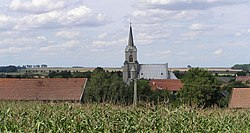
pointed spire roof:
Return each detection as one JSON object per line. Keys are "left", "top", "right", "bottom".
{"left": 128, "top": 23, "right": 134, "bottom": 46}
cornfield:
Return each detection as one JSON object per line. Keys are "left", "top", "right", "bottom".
{"left": 0, "top": 102, "right": 250, "bottom": 132}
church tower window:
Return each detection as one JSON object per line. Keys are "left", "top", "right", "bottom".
{"left": 129, "top": 55, "right": 133, "bottom": 62}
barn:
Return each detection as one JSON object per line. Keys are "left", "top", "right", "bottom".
{"left": 0, "top": 78, "right": 87, "bottom": 102}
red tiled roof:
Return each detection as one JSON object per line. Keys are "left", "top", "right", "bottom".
{"left": 236, "top": 76, "right": 250, "bottom": 83}
{"left": 229, "top": 88, "right": 250, "bottom": 108}
{"left": 0, "top": 78, "right": 87, "bottom": 101}
{"left": 149, "top": 79, "right": 183, "bottom": 91}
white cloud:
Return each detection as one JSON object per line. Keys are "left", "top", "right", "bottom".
{"left": 92, "top": 41, "right": 110, "bottom": 48}
{"left": 181, "top": 31, "right": 202, "bottom": 40}
{"left": 140, "top": 0, "right": 247, "bottom": 10}
{"left": 98, "top": 33, "right": 107, "bottom": 39}
{"left": 62, "top": 40, "right": 80, "bottom": 48}
{"left": 14, "top": 10, "right": 62, "bottom": 30}
{"left": 132, "top": 10, "right": 147, "bottom": 17}
{"left": 213, "top": 49, "right": 223, "bottom": 55}
{"left": 92, "top": 38, "right": 126, "bottom": 50}
{"left": 235, "top": 32, "right": 242, "bottom": 36}
{"left": 66, "top": 6, "right": 92, "bottom": 24}
{"left": 145, "top": 50, "right": 171, "bottom": 59}
{"left": 9, "top": 0, "right": 67, "bottom": 13}
{"left": 234, "top": 28, "right": 250, "bottom": 36}
{"left": 247, "top": 28, "right": 250, "bottom": 33}
{"left": 0, "top": 47, "right": 32, "bottom": 54}
{"left": 40, "top": 40, "right": 80, "bottom": 54}
{"left": 55, "top": 31, "right": 80, "bottom": 39}
{"left": 0, "top": 14, "right": 9, "bottom": 24}
{"left": 178, "top": 51, "right": 189, "bottom": 56}
{"left": 190, "top": 23, "right": 207, "bottom": 30}
{"left": 36, "top": 36, "right": 47, "bottom": 41}
{"left": 0, "top": 14, "right": 14, "bottom": 29}
{"left": 13, "top": 5, "right": 108, "bottom": 30}
{"left": 0, "top": 37, "right": 45, "bottom": 48}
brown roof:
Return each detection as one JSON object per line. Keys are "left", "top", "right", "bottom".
{"left": 149, "top": 79, "right": 183, "bottom": 91}
{"left": 229, "top": 88, "right": 250, "bottom": 108}
{"left": 0, "top": 78, "right": 87, "bottom": 101}
{"left": 236, "top": 76, "right": 250, "bottom": 83}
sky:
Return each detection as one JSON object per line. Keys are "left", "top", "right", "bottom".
{"left": 0, "top": 0, "right": 250, "bottom": 68}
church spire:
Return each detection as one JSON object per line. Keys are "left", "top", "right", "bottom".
{"left": 128, "top": 23, "right": 134, "bottom": 46}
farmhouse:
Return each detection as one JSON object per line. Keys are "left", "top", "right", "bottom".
{"left": 229, "top": 88, "right": 250, "bottom": 108}
{"left": 0, "top": 78, "right": 87, "bottom": 102}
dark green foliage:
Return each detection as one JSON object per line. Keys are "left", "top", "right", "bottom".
{"left": 48, "top": 71, "right": 92, "bottom": 78}
{"left": 222, "top": 80, "right": 249, "bottom": 93}
{"left": 83, "top": 67, "right": 131, "bottom": 104}
{"left": 180, "top": 68, "right": 220, "bottom": 108}
{"left": 81, "top": 71, "right": 92, "bottom": 78}
{"left": 135, "top": 80, "right": 152, "bottom": 101}
{"left": 110, "top": 70, "right": 123, "bottom": 77}
{"left": 235, "top": 71, "right": 247, "bottom": 76}
{"left": 150, "top": 89, "right": 171, "bottom": 104}
{"left": 0, "top": 66, "right": 17, "bottom": 73}
{"left": 135, "top": 80, "right": 171, "bottom": 103}
{"left": 49, "top": 71, "right": 70, "bottom": 78}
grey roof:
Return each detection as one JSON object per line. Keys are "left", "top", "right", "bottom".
{"left": 139, "top": 64, "right": 177, "bottom": 79}
{"left": 170, "top": 72, "right": 177, "bottom": 79}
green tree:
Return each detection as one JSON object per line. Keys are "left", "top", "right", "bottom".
{"left": 83, "top": 67, "right": 108, "bottom": 103}
{"left": 150, "top": 89, "right": 170, "bottom": 104}
{"left": 83, "top": 67, "right": 132, "bottom": 104}
{"left": 128, "top": 79, "right": 152, "bottom": 102}
{"left": 222, "top": 80, "right": 248, "bottom": 93}
{"left": 180, "top": 68, "right": 220, "bottom": 108}
{"left": 130, "top": 79, "right": 171, "bottom": 104}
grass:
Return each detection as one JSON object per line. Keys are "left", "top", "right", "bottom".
{"left": 0, "top": 101, "right": 250, "bottom": 132}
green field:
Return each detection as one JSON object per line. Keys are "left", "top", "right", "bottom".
{"left": 0, "top": 102, "right": 250, "bottom": 132}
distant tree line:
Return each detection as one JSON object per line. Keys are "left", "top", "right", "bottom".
{"left": 0, "top": 66, "right": 18, "bottom": 73}
{"left": 232, "top": 64, "right": 250, "bottom": 72}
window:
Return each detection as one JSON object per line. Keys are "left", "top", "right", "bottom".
{"left": 129, "top": 55, "right": 133, "bottom": 62}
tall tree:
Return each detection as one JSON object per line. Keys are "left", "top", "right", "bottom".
{"left": 180, "top": 68, "right": 220, "bottom": 108}
{"left": 83, "top": 67, "right": 132, "bottom": 104}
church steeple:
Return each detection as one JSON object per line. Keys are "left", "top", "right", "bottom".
{"left": 128, "top": 23, "right": 134, "bottom": 46}
{"left": 123, "top": 23, "right": 139, "bottom": 83}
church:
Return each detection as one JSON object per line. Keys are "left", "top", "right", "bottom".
{"left": 123, "top": 24, "right": 177, "bottom": 83}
